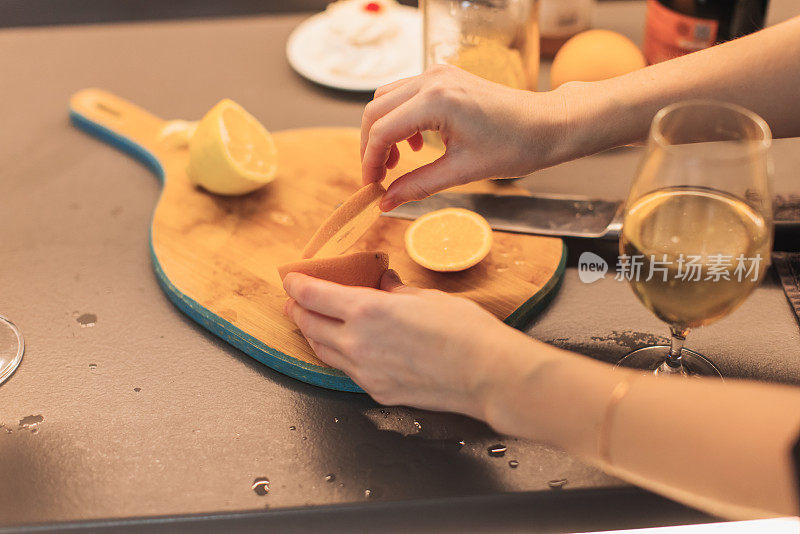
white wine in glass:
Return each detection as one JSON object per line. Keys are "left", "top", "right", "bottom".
{"left": 617, "top": 101, "right": 773, "bottom": 377}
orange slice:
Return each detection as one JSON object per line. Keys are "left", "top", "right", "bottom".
{"left": 404, "top": 208, "right": 492, "bottom": 272}
{"left": 302, "top": 183, "right": 386, "bottom": 259}
{"left": 278, "top": 251, "right": 389, "bottom": 289}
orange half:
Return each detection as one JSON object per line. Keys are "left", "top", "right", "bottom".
{"left": 278, "top": 251, "right": 389, "bottom": 289}
{"left": 404, "top": 208, "right": 492, "bottom": 272}
{"left": 302, "top": 182, "right": 386, "bottom": 259}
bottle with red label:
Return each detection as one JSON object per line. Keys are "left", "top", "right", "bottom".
{"left": 644, "top": 0, "right": 769, "bottom": 64}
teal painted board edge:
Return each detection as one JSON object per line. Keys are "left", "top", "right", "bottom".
{"left": 69, "top": 108, "right": 566, "bottom": 392}
{"left": 69, "top": 109, "right": 361, "bottom": 392}
{"left": 503, "top": 241, "right": 567, "bottom": 329}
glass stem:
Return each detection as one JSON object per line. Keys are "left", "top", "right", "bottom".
{"left": 665, "top": 326, "right": 688, "bottom": 368}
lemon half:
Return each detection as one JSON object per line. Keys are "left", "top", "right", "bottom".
{"left": 405, "top": 208, "right": 493, "bottom": 272}
{"left": 187, "top": 99, "right": 277, "bottom": 195}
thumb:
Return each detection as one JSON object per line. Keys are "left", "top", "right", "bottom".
{"left": 380, "top": 155, "right": 463, "bottom": 212}
{"left": 379, "top": 269, "right": 410, "bottom": 293}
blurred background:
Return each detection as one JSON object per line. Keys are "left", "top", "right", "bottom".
{"left": 1, "top": 0, "right": 646, "bottom": 28}
{"left": 1, "top": 0, "right": 430, "bottom": 27}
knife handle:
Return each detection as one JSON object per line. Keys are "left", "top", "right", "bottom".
{"left": 774, "top": 221, "right": 800, "bottom": 252}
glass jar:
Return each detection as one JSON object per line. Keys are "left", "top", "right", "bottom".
{"left": 422, "top": 0, "right": 540, "bottom": 91}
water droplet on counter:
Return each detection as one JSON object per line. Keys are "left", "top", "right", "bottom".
{"left": 495, "top": 263, "right": 510, "bottom": 273}
{"left": 77, "top": 313, "right": 97, "bottom": 327}
{"left": 88, "top": 363, "right": 97, "bottom": 371}
{"left": 0, "top": 423, "right": 12, "bottom": 434}
{"left": 508, "top": 460, "right": 519, "bottom": 468}
{"left": 458, "top": 440, "right": 466, "bottom": 447}
{"left": 324, "top": 474, "right": 336, "bottom": 483}
{"left": 18, "top": 414, "right": 44, "bottom": 432}
{"left": 333, "top": 418, "right": 339, "bottom": 423}
{"left": 252, "top": 477, "right": 270, "bottom": 496}
{"left": 487, "top": 444, "right": 507, "bottom": 457}
{"left": 364, "top": 487, "right": 383, "bottom": 499}
{"left": 133, "top": 387, "right": 141, "bottom": 392}
{"left": 548, "top": 478, "right": 567, "bottom": 490}
{"left": 413, "top": 420, "right": 422, "bottom": 431}
{"left": 289, "top": 426, "right": 296, "bottom": 431}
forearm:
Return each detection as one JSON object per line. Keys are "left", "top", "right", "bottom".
{"left": 482, "top": 334, "right": 800, "bottom": 518}
{"left": 556, "top": 15, "right": 800, "bottom": 160}
{"left": 608, "top": 375, "right": 800, "bottom": 518}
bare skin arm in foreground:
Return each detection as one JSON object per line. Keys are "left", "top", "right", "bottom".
{"left": 285, "top": 17, "right": 800, "bottom": 518}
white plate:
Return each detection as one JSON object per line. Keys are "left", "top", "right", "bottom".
{"left": 286, "top": 6, "right": 423, "bottom": 92}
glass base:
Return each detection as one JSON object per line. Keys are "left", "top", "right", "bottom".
{"left": 616, "top": 345, "right": 722, "bottom": 378}
{"left": 0, "top": 316, "right": 24, "bottom": 385}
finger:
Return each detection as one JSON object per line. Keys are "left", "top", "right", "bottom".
{"left": 380, "top": 154, "right": 462, "bottom": 211}
{"left": 307, "top": 339, "right": 351, "bottom": 371}
{"left": 283, "top": 273, "right": 371, "bottom": 319}
{"left": 386, "top": 144, "right": 400, "bottom": 170}
{"left": 374, "top": 75, "right": 417, "bottom": 99}
{"left": 361, "top": 77, "right": 422, "bottom": 160}
{"left": 286, "top": 298, "right": 346, "bottom": 349}
{"left": 379, "top": 269, "right": 406, "bottom": 292}
{"left": 363, "top": 95, "right": 434, "bottom": 185}
{"left": 407, "top": 131, "right": 424, "bottom": 151}
{"left": 379, "top": 269, "right": 421, "bottom": 295}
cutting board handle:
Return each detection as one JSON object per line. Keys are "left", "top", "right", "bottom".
{"left": 69, "top": 88, "right": 166, "bottom": 179}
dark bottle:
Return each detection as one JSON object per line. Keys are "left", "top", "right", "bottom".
{"left": 644, "top": 0, "right": 769, "bottom": 64}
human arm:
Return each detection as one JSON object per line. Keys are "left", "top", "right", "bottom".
{"left": 283, "top": 271, "right": 800, "bottom": 518}
{"left": 363, "top": 15, "right": 800, "bottom": 211}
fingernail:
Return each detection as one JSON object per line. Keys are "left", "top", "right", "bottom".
{"left": 283, "top": 299, "right": 291, "bottom": 315}
{"left": 380, "top": 198, "right": 394, "bottom": 212}
{"left": 386, "top": 269, "right": 401, "bottom": 283}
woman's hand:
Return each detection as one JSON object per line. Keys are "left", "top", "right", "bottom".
{"left": 361, "top": 64, "right": 573, "bottom": 211}
{"left": 282, "top": 269, "right": 535, "bottom": 417}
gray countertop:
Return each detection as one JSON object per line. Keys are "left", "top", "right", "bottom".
{"left": 0, "top": 1, "right": 798, "bottom": 532}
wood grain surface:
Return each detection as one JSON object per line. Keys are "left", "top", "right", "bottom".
{"left": 69, "top": 88, "right": 565, "bottom": 391}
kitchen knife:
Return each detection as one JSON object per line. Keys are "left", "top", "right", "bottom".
{"left": 383, "top": 192, "right": 800, "bottom": 242}
{"left": 382, "top": 193, "right": 624, "bottom": 239}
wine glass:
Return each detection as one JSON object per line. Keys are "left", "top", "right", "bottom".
{"left": 616, "top": 100, "right": 773, "bottom": 377}
{"left": 0, "top": 315, "right": 23, "bottom": 384}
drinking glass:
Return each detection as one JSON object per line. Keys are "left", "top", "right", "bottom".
{"left": 0, "top": 316, "right": 23, "bottom": 384}
{"left": 422, "top": 0, "right": 540, "bottom": 90}
{"left": 617, "top": 100, "right": 773, "bottom": 377}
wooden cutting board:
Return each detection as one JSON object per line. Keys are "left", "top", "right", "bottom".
{"left": 69, "top": 88, "right": 566, "bottom": 392}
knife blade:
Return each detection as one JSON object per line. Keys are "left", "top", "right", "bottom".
{"left": 383, "top": 192, "right": 800, "bottom": 242}
{"left": 382, "top": 193, "right": 624, "bottom": 239}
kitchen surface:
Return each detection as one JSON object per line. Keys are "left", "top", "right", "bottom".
{"left": 1, "top": 0, "right": 799, "bottom": 532}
